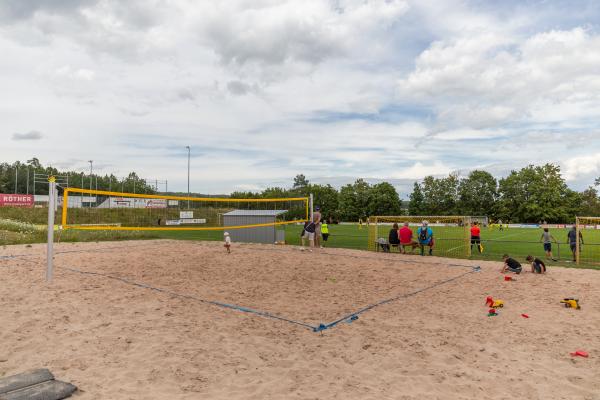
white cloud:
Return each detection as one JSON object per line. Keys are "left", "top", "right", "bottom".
{"left": 399, "top": 27, "right": 600, "bottom": 130}
{"left": 0, "top": 1, "right": 599, "bottom": 195}
{"left": 563, "top": 153, "right": 600, "bottom": 181}
{"left": 12, "top": 130, "right": 43, "bottom": 140}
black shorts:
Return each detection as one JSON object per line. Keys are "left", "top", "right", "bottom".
{"left": 570, "top": 243, "right": 577, "bottom": 251}
{"left": 543, "top": 243, "right": 551, "bottom": 252}
{"left": 322, "top": 233, "right": 329, "bottom": 241}
{"left": 471, "top": 236, "right": 481, "bottom": 244}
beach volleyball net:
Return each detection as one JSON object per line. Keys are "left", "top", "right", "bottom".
{"left": 575, "top": 217, "right": 600, "bottom": 266}
{"left": 367, "top": 216, "right": 472, "bottom": 258}
{"left": 61, "top": 188, "right": 309, "bottom": 231}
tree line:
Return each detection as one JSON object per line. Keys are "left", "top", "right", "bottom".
{"left": 0, "top": 158, "right": 157, "bottom": 195}
{"left": 2, "top": 159, "right": 599, "bottom": 222}
{"left": 234, "top": 165, "right": 600, "bottom": 223}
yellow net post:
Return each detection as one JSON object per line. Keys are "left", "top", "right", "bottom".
{"left": 575, "top": 216, "right": 600, "bottom": 266}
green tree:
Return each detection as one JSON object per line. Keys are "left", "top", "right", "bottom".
{"left": 338, "top": 179, "right": 371, "bottom": 221}
{"left": 579, "top": 186, "right": 600, "bottom": 216}
{"left": 368, "top": 182, "right": 401, "bottom": 216}
{"left": 293, "top": 174, "right": 309, "bottom": 189}
{"left": 458, "top": 170, "right": 497, "bottom": 216}
{"left": 307, "top": 183, "right": 339, "bottom": 220}
{"left": 420, "top": 173, "right": 460, "bottom": 215}
{"left": 497, "top": 164, "right": 573, "bottom": 222}
{"left": 408, "top": 182, "right": 425, "bottom": 215}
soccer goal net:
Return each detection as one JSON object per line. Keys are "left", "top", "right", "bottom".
{"left": 61, "top": 188, "right": 309, "bottom": 233}
{"left": 367, "top": 216, "right": 471, "bottom": 258}
{"left": 575, "top": 217, "right": 600, "bottom": 266}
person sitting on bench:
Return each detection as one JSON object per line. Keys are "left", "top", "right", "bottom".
{"left": 388, "top": 223, "right": 400, "bottom": 251}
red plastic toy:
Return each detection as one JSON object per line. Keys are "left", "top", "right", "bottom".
{"left": 521, "top": 314, "right": 530, "bottom": 318}
{"left": 570, "top": 350, "right": 589, "bottom": 358}
{"left": 504, "top": 276, "right": 513, "bottom": 281}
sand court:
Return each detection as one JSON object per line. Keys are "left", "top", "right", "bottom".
{"left": 1, "top": 240, "right": 599, "bottom": 399}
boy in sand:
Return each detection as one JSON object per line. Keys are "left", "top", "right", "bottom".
{"left": 224, "top": 232, "right": 231, "bottom": 254}
{"left": 501, "top": 254, "right": 522, "bottom": 274}
{"left": 525, "top": 255, "right": 546, "bottom": 274}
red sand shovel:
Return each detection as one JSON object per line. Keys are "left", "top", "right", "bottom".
{"left": 570, "top": 350, "right": 589, "bottom": 358}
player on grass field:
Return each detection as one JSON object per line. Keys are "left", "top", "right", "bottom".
{"left": 540, "top": 228, "right": 558, "bottom": 261}
{"left": 470, "top": 221, "right": 482, "bottom": 253}
{"left": 567, "top": 225, "right": 584, "bottom": 262}
{"left": 417, "top": 221, "right": 434, "bottom": 256}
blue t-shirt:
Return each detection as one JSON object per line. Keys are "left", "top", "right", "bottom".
{"left": 417, "top": 227, "right": 433, "bottom": 244}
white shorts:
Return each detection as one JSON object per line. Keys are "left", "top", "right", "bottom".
{"left": 304, "top": 231, "right": 315, "bottom": 240}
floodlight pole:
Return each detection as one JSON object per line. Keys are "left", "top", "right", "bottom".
{"left": 46, "top": 176, "right": 56, "bottom": 282}
{"left": 88, "top": 160, "right": 93, "bottom": 207}
{"left": 186, "top": 146, "right": 191, "bottom": 209}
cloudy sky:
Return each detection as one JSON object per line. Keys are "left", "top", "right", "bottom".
{"left": 2, "top": 0, "right": 600, "bottom": 196}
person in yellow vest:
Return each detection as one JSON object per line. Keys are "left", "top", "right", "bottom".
{"left": 321, "top": 220, "right": 329, "bottom": 245}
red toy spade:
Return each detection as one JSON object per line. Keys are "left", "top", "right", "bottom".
{"left": 570, "top": 350, "right": 589, "bottom": 358}
{"left": 521, "top": 314, "right": 529, "bottom": 318}
{"left": 485, "top": 296, "right": 494, "bottom": 307}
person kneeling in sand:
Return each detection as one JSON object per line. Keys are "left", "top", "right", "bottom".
{"left": 501, "top": 254, "right": 522, "bottom": 274}
{"left": 224, "top": 232, "right": 232, "bottom": 254}
{"left": 525, "top": 255, "right": 546, "bottom": 274}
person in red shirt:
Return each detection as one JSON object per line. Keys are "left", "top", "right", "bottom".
{"left": 470, "top": 222, "right": 482, "bottom": 253}
{"left": 399, "top": 222, "right": 419, "bottom": 254}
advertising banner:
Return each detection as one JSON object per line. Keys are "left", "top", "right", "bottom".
{"left": 0, "top": 194, "right": 34, "bottom": 207}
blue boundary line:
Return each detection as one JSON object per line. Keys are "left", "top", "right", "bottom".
{"left": 312, "top": 266, "right": 481, "bottom": 332}
{"left": 2, "top": 245, "right": 481, "bottom": 333}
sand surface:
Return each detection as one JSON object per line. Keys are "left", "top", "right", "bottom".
{"left": 1, "top": 240, "right": 599, "bottom": 399}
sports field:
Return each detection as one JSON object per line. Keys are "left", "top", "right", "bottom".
{"left": 1, "top": 240, "right": 599, "bottom": 399}
{"left": 156, "top": 224, "right": 600, "bottom": 269}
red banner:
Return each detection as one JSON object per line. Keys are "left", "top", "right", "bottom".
{"left": 0, "top": 194, "right": 34, "bottom": 207}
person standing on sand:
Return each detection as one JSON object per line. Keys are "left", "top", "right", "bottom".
{"left": 313, "top": 205, "right": 323, "bottom": 249}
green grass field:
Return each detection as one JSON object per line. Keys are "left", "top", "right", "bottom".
{"left": 155, "top": 223, "right": 600, "bottom": 269}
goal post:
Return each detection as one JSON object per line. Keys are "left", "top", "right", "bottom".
{"left": 61, "top": 187, "right": 310, "bottom": 232}
{"left": 368, "top": 216, "right": 471, "bottom": 258}
{"left": 575, "top": 216, "right": 600, "bottom": 266}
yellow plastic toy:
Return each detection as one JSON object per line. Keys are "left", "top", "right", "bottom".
{"left": 485, "top": 296, "right": 504, "bottom": 308}
{"left": 560, "top": 298, "right": 581, "bottom": 310}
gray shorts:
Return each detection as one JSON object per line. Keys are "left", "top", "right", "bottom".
{"left": 304, "top": 231, "right": 315, "bottom": 241}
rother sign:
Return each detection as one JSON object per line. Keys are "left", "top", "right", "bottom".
{"left": 0, "top": 194, "right": 34, "bottom": 207}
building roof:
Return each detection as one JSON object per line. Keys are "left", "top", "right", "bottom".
{"left": 223, "top": 209, "right": 288, "bottom": 217}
